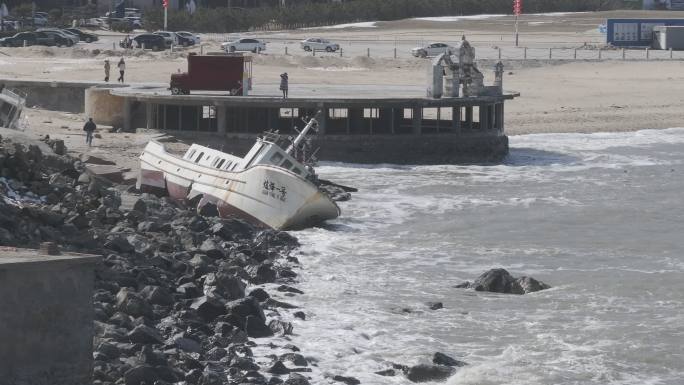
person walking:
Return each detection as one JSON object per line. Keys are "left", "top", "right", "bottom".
{"left": 104, "top": 59, "right": 110, "bottom": 82}
{"left": 83, "top": 117, "right": 96, "bottom": 147}
{"left": 279, "top": 72, "right": 288, "bottom": 99}
{"left": 117, "top": 58, "right": 126, "bottom": 83}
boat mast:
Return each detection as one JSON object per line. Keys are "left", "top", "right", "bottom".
{"left": 286, "top": 116, "right": 318, "bottom": 155}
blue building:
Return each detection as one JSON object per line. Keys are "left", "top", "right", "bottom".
{"left": 607, "top": 18, "right": 684, "bottom": 46}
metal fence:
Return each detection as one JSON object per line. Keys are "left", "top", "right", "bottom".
{"left": 198, "top": 34, "right": 684, "bottom": 61}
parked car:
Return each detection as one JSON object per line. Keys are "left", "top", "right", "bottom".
{"left": 36, "top": 29, "right": 76, "bottom": 47}
{"left": 123, "top": 33, "right": 165, "bottom": 51}
{"left": 0, "top": 31, "right": 55, "bottom": 47}
{"left": 176, "top": 31, "right": 200, "bottom": 46}
{"left": 124, "top": 16, "right": 143, "bottom": 28}
{"left": 411, "top": 42, "right": 455, "bottom": 58}
{"left": 64, "top": 28, "right": 98, "bottom": 43}
{"left": 300, "top": 37, "right": 339, "bottom": 52}
{"left": 174, "top": 33, "right": 195, "bottom": 47}
{"left": 33, "top": 14, "right": 48, "bottom": 26}
{"left": 154, "top": 31, "right": 179, "bottom": 47}
{"left": 221, "top": 38, "right": 266, "bottom": 53}
{"left": 38, "top": 28, "right": 79, "bottom": 45}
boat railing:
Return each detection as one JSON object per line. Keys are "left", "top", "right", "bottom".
{"left": 1, "top": 88, "right": 27, "bottom": 105}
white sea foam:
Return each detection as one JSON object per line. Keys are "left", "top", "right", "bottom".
{"left": 257, "top": 128, "right": 684, "bottom": 385}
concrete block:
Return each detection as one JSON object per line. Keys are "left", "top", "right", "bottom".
{"left": 0, "top": 247, "right": 100, "bottom": 385}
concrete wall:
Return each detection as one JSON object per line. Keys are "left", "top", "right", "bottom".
{"left": 85, "top": 87, "right": 126, "bottom": 127}
{"left": 0, "top": 251, "right": 99, "bottom": 385}
{"left": 0, "top": 79, "right": 126, "bottom": 114}
{"left": 171, "top": 132, "right": 509, "bottom": 164}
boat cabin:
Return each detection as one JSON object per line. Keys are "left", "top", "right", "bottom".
{"left": 182, "top": 137, "right": 311, "bottom": 179}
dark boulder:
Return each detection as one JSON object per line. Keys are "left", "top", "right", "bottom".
{"left": 406, "top": 364, "right": 455, "bottom": 383}
{"left": 248, "top": 288, "right": 270, "bottom": 302}
{"left": 140, "top": 286, "right": 174, "bottom": 306}
{"left": 333, "top": 375, "right": 360, "bottom": 385}
{"left": 116, "top": 288, "right": 153, "bottom": 318}
{"left": 432, "top": 352, "right": 466, "bottom": 367}
{"left": 268, "top": 320, "right": 293, "bottom": 336}
{"left": 375, "top": 369, "right": 395, "bottom": 376}
{"left": 426, "top": 302, "right": 443, "bottom": 310}
{"left": 456, "top": 268, "right": 551, "bottom": 295}
{"left": 127, "top": 324, "right": 163, "bottom": 344}
{"left": 293, "top": 311, "right": 306, "bottom": 320}
{"left": 245, "top": 315, "right": 274, "bottom": 338}
{"left": 267, "top": 361, "right": 291, "bottom": 375}
{"left": 279, "top": 353, "right": 307, "bottom": 367}
{"left": 190, "top": 296, "right": 227, "bottom": 322}
{"left": 284, "top": 373, "right": 310, "bottom": 385}
{"left": 124, "top": 365, "right": 158, "bottom": 385}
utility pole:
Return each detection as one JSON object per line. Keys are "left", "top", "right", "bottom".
{"left": 513, "top": 0, "right": 522, "bottom": 47}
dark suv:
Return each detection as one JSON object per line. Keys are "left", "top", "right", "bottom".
{"left": 121, "top": 33, "right": 166, "bottom": 51}
{"left": 0, "top": 31, "right": 55, "bottom": 47}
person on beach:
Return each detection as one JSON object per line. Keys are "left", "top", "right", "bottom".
{"left": 279, "top": 72, "right": 288, "bottom": 99}
{"left": 104, "top": 59, "right": 110, "bottom": 82}
{"left": 117, "top": 58, "right": 126, "bottom": 83}
{"left": 83, "top": 118, "right": 96, "bottom": 147}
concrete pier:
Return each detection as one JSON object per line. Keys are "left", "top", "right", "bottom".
{"left": 0, "top": 247, "right": 100, "bottom": 385}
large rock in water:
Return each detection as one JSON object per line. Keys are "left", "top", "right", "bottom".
{"left": 456, "top": 268, "right": 551, "bottom": 295}
{"left": 406, "top": 364, "right": 455, "bottom": 382}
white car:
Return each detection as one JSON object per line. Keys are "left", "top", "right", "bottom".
{"left": 176, "top": 31, "right": 200, "bottom": 45}
{"left": 154, "top": 31, "right": 179, "bottom": 46}
{"left": 221, "top": 38, "right": 266, "bottom": 53}
{"left": 411, "top": 42, "right": 455, "bottom": 58}
{"left": 300, "top": 37, "right": 339, "bottom": 52}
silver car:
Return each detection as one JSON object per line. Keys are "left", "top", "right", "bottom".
{"left": 221, "top": 38, "right": 266, "bottom": 53}
{"left": 411, "top": 42, "right": 455, "bottom": 58}
{"left": 300, "top": 37, "right": 339, "bottom": 52}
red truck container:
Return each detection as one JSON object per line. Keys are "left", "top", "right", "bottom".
{"left": 170, "top": 53, "right": 252, "bottom": 96}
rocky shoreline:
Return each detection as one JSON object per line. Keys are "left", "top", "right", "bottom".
{"left": 0, "top": 132, "right": 331, "bottom": 385}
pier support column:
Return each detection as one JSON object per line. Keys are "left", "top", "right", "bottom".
{"left": 479, "top": 105, "right": 488, "bottom": 130}
{"left": 123, "top": 98, "right": 132, "bottom": 132}
{"left": 453, "top": 106, "right": 461, "bottom": 133}
{"left": 317, "top": 104, "right": 327, "bottom": 135}
{"left": 145, "top": 103, "right": 154, "bottom": 130}
{"left": 412, "top": 107, "right": 422, "bottom": 135}
{"left": 217, "top": 106, "right": 227, "bottom": 134}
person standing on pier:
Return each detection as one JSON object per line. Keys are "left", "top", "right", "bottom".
{"left": 104, "top": 59, "right": 110, "bottom": 82}
{"left": 117, "top": 58, "right": 126, "bottom": 83}
{"left": 83, "top": 118, "right": 96, "bottom": 147}
{"left": 280, "top": 72, "right": 288, "bottom": 99}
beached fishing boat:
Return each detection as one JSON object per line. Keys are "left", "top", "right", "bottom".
{"left": 137, "top": 115, "right": 340, "bottom": 230}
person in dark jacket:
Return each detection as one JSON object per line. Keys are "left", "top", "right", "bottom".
{"left": 117, "top": 57, "right": 126, "bottom": 83}
{"left": 83, "top": 117, "right": 96, "bottom": 146}
{"left": 104, "top": 59, "right": 110, "bottom": 82}
{"left": 279, "top": 72, "right": 288, "bottom": 99}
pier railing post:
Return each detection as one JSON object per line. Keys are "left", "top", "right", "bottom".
{"left": 367, "top": 47, "right": 370, "bottom": 57}
{"left": 622, "top": 48, "right": 625, "bottom": 60}
{"left": 498, "top": 47, "right": 501, "bottom": 59}
{"left": 549, "top": 48, "right": 552, "bottom": 59}
{"left": 670, "top": 48, "right": 673, "bottom": 59}
{"left": 524, "top": 47, "right": 527, "bottom": 60}
{"left": 645, "top": 47, "right": 649, "bottom": 60}
{"left": 598, "top": 48, "right": 602, "bottom": 60}
{"left": 574, "top": 48, "right": 577, "bottom": 60}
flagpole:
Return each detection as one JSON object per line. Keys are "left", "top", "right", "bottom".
{"left": 164, "top": 6, "right": 167, "bottom": 30}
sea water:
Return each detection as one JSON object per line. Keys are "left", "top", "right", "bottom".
{"left": 257, "top": 128, "right": 684, "bottom": 385}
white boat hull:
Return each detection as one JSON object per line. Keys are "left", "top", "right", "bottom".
{"left": 138, "top": 141, "right": 340, "bottom": 230}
